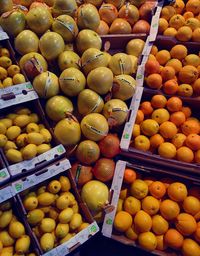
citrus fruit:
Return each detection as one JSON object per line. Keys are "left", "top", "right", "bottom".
{"left": 138, "top": 232, "right": 157, "bottom": 251}
{"left": 149, "top": 181, "right": 166, "bottom": 199}
{"left": 176, "top": 146, "right": 194, "bottom": 163}
{"left": 123, "top": 169, "right": 137, "bottom": 184}
{"left": 134, "top": 135, "right": 150, "bottom": 152}
{"left": 140, "top": 119, "right": 159, "bottom": 136}
{"left": 130, "top": 179, "right": 148, "bottom": 199}
{"left": 182, "top": 238, "right": 200, "bottom": 256}
{"left": 167, "top": 182, "right": 188, "bottom": 202}
{"left": 142, "top": 196, "right": 160, "bottom": 215}
{"left": 160, "top": 199, "right": 180, "bottom": 220}
{"left": 149, "top": 134, "right": 164, "bottom": 149}
{"left": 151, "top": 95, "right": 167, "bottom": 108}
{"left": 152, "top": 215, "right": 169, "bottom": 235}
{"left": 176, "top": 213, "right": 197, "bottom": 236}
{"left": 114, "top": 211, "right": 133, "bottom": 232}
{"left": 151, "top": 108, "right": 170, "bottom": 124}
{"left": 124, "top": 196, "right": 141, "bottom": 215}
{"left": 158, "top": 142, "right": 177, "bottom": 159}
{"left": 134, "top": 210, "right": 152, "bottom": 233}
{"left": 164, "top": 229, "right": 184, "bottom": 249}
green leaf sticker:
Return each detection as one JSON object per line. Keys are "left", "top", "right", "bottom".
{"left": 57, "top": 145, "right": 64, "bottom": 154}
{"left": 0, "top": 171, "right": 7, "bottom": 178}
{"left": 89, "top": 224, "right": 97, "bottom": 234}
{"left": 15, "top": 183, "right": 23, "bottom": 192}
{"left": 137, "top": 74, "right": 142, "bottom": 79}
{"left": 26, "top": 83, "right": 32, "bottom": 89}
{"left": 106, "top": 218, "right": 113, "bottom": 225}
{"left": 124, "top": 134, "right": 129, "bottom": 139}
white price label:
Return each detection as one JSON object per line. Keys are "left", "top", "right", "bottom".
{"left": 0, "top": 186, "right": 15, "bottom": 203}
{"left": 42, "top": 248, "right": 58, "bottom": 256}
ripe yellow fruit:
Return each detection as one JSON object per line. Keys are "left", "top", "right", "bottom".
{"left": 26, "top": 123, "right": 39, "bottom": 133}
{"left": 6, "top": 149, "right": 23, "bottom": 163}
{"left": 40, "top": 218, "right": 56, "bottom": 233}
{"left": 16, "top": 133, "right": 28, "bottom": 148}
{"left": 3, "top": 77, "right": 13, "bottom": 87}
{"left": 0, "top": 122, "right": 7, "bottom": 134}
{"left": 0, "top": 210, "right": 12, "bottom": 228}
{"left": 59, "top": 208, "right": 74, "bottom": 224}
{"left": 60, "top": 233, "right": 73, "bottom": 244}
{"left": 124, "top": 196, "right": 141, "bottom": 215}
{"left": 6, "top": 126, "right": 21, "bottom": 140}
{"left": 0, "top": 134, "right": 8, "bottom": 147}
{"left": 69, "top": 213, "right": 82, "bottom": 230}
{"left": 114, "top": 211, "right": 133, "bottom": 232}
{"left": 0, "top": 66, "right": 8, "bottom": 80}
{"left": 37, "top": 144, "right": 51, "bottom": 155}
{"left": 27, "top": 132, "right": 44, "bottom": 145}
{"left": 134, "top": 210, "right": 152, "bottom": 233}
{"left": 0, "top": 118, "right": 12, "bottom": 128}
{"left": 7, "top": 65, "right": 20, "bottom": 77}
{"left": 56, "top": 194, "right": 70, "bottom": 210}
{"left": 48, "top": 180, "right": 61, "bottom": 194}
{"left": 13, "top": 115, "right": 30, "bottom": 127}
{"left": 183, "top": 196, "right": 200, "bottom": 215}
{"left": 134, "top": 135, "right": 150, "bottom": 151}
{"left": 152, "top": 215, "right": 169, "bottom": 235}
{"left": 15, "top": 235, "right": 30, "bottom": 254}
{"left": 9, "top": 221, "right": 25, "bottom": 239}
{"left": 182, "top": 238, "right": 200, "bottom": 256}
{"left": 23, "top": 196, "right": 38, "bottom": 211}
{"left": 0, "top": 56, "right": 12, "bottom": 68}
{"left": 12, "top": 74, "right": 26, "bottom": 85}
{"left": 140, "top": 119, "right": 159, "bottom": 136}
{"left": 59, "top": 176, "right": 71, "bottom": 192}
{"left": 39, "top": 128, "right": 52, "bottom": 143}
{"left": 142, "top": 196, "right": 160, "bottom": 215}
{"left": 27, "top": 209, "right": 44, "bottom": 226}
{"left": 130, "top": 179, "right": 148, "bottom": 199}
{"left": 37, "top": 192, "right": 55, "bottom": 206}
{"left": 125, "top": 225, "right": 138, "bottom": 241}
{"left": 4, "top": 141, "right": 17, "bottom": 151}
{"left": 138, "top": 232, "right": 157, "bottom": 251}
{"left": 55, "top": 223, "right": 69, "bottom": 239}
{"left": 22, "top": 144, "right": 37, "bottom": 160}
{"left": 0, "top": 231, "right": 14, "bottom": 246}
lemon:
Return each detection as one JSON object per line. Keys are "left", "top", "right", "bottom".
{"left": 22, "top": 144, "right": 37, "bottom": 160}
{"left": 26, "top": 123, "right": 39, "bottom": 133}
{"left": 13, "top": 74, "right": 26, "bottom": 85}
{"left": 0, "top": 246, "right": 14, "bottom": 256}
{"left": 0, "top": 48, "right": 10, "bottom": 57}
{"left": 56, "top": 194, "right": 70, "bottom": 210}
{"left": 37, "top": 144, "right": 51, "bottom": 155}
{"left": 0, "top": 118, "right": 12, "bottom": 128}
{"left": 29, "top": 113, "right": 39, "bottom": 123}
{"left": 0, "top": 231, "right": 14, "bottom": 246}
{"left": 0, "top": 66, "right": 8, "bottom": 80}
{"left": 60, "top": 192, "right": 75, "bottom": 204}
{"left": 59, "top": 176, "right": 71, "bottom": 192}
{"left": 0, "top": 122, "right": 7, "bottom": 134}
{"left": 40, "top": 218, "right": 56, "bottom": 233}
{"left": 6, "top": 126, "right": 21, "bottom": 140}
{"left": 6, "top": 113, "right": 18, "bottom": 120}
{"left": 140, "top": 119, "right": 160, "bottom": 136}
{"left": 77, "top": 222, "right": 90, "bottom": 232}
{"left": 6, "top": 149, "right": 23, "bottom": 163}
{"left": 130, "top": 179, "right": 149, "bottom": 199}
{"left": 4, "top": 141, "right": 17, "bottom": 151}
{"left": 39, "top": 206, "right": 51, "bottom": 214}
{"left": 125, "top": 225, "right": 138, "bottom": 241}
{"left": 0, "top": 134, "right": 8, "bottom": 147}
{"left": 116, "top": 198, "right": 123, "bottom": 213}
{"left": 40, "top": 233, "right": 54, "bottom": 252}
{"left": 124, "top": 196, "right": 141, "bottom": 215}
{"left": 9, "top": 221, "right": 25, "bottom": 239}
{"left": 0, "top": 209, "right": 12, "bottom": 228}
{"left": 55, "top": 223, "right": 69, "bottom": 239}
{"left": 27, "top": 209, "right": 44, "bottom": 226}
{"left": 114, "top": 211, "right": 133, "bottom": 232}
{"left": 60, "top": 233, "right": 73, "bottom": 244}
{"left": 7, "top": 65, "right": 20, "bottom": 77}
{"left": 37, "top": 192, "right": 55, "bottom": 206}
{"left": 15, "top": 235, "right": 30, "bottom": 254}
{"left": 27, "top": 132, "right": 44, "bottom": 145}
{"left": 0, "top": 56, "right": 12, "bottom": 68}
{"left": 142, "top": 196, "right": 160, "bottom": 215}
{"left": 3, "top": 77, "right": 13, "bottom": 87}
{"left": 69, "top": 213, "right": 82, "bottom": 230}
{"left": 13, "top": 115, "right": 30, "bottom": 127}
{"left": 49, "top": 207, "right": 59, "bottom": 220}
{"left": 16, "top": 133, "right": 28, "bottom": 148}
{"left": 48, "top": 180, "right": 61, "bottom": 194}
{"left": 16, "top": 108, "right": 31, "bottom": 115}
{"left": 40, "top": 128, "right": 52, "bottom": 143}
{"left": 59, "top": 208, "right": 74, "bottom": 224}
{"left": 23, "top": 196, "right": 38, "bottom": 211}
{"left": 37, "top": 186, "right": 46, "bottom": 195}
{"left": 71, "top": 200, "right": 79, "bottom": 213}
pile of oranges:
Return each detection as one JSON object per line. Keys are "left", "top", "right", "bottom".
{"left": 114, "top": 168, "right": 200, "bottom": 255}
{"left": 158, "top": 0, "right": 200, "bottom": 42}
{"left": 145, "top": 44, "right": 200, "bottom": 97}
{"left": 131, "top": 94, "right": 200, "bottom": 163}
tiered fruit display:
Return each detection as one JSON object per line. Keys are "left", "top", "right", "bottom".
{"left": 0, "top": 200, "right": 36, "bottom": 255}
{"left": 0, "top": 45, "right": 26, "bottom": 88}
{"left": 145, "top": 44, "right": 200, "bottom": 97}
{"left": 114, "top": 167, "right": 200, "bottom": 255}
{"left": 22, "top": 175, "right": 90, "bottom": 252}
{"left": 0, "top": 107, "right": 53, "bottom": 163}
{"left": 132, "top": 94, "right": 200, "bottom": 163}
{"left": 159, "top": 0, "right": 200, "bottom": 42}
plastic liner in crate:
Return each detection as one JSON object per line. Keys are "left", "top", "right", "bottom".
{"left": 102, "top": 160, "right": 200, "bottom": 256}
{"left": 120, "top": 90, "right": 200, "bottom": 175}
{"left": 0, "top": 183, "right": 39, "bottom": 255}
{"left": 142, "top": 35, "right": 200, "bottom": 105}
{"left": 0, "top": 154, "right": 10, "bottom": 186}
{"left": 0, "top": 26, "right": 9, "bottom": 41}
{"left": 0, "top": 99, "right": 66, "bottom": 180}
{"left": 13, "top": 158, "right": 99, "bottom": 256}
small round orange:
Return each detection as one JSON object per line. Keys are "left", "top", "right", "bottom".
{"left": 138, "top": 231, "right": 157, "bottom": 251}
{"left": 166, "top": 58, "right": 183, "bottom": 74}
{"left": 182, "top": 119, "right": 200, "bottom": 135}
{"left": 164, "top": 229, "right": 184, "bottom": 250}
{"left": 151, "top": 95, "right": 167, "bottom": 108}
{"left": 135, "top": 109, "right": 144, "bottom": 124}
{"left": 134, "top": 135, "right": 150, "bottom": 152}
{"left": 150, "top": 134, "right": 164, "bottom": 148}
{"left": 134, "top": 210, "right": 152, "bottom": 233}
{"left": 163, "top": 79, "right": 179, "bottom": 95}
{"left": 123, "top": 168, "right": 137, "bottom": 184}
{"left": 171, "top": 133, "right": 186, "bottom": 148}
{"left": 166, "top": 96, "right": 183, "bottom": 112}
{"left": 149, "top": 181, "right": 166, "bottom": 199}
{"left": 195, "top": 150, "right": 200, "bottom": 163}
{"left": 183, "top": 196, "right": 200, "bottom": 216}
{"left": 176, "top": 146, "right": 194, "bottom": 163}
{"left": 146, "top": 74, "right": 163, "bottom": 89}
{"left": 160, "top": 199, "right": 180, "bottom": 220}
{"left": 114, "top": 211, "right": 133, "bottom": 232}
{"left": 156, "top": 50, "right": 171, "bottom": 65}
{"left": 170, "top": 44, "right": 188, "bottom": 60}
{"left": 152, "top": 215, "right": 169, "bottom": 235}
{"left": 156, "top": 235, "right": 168, "bottom": 251}
{"left": 159, "top": 121, "right": 178, "bottom": 139}
{"left": 182, "top": 238, "right": 200, "bottom": 256}
{"left": 132, "top": 124, "right": 140, "bottom": 138}
{"left": 176, "top": 213, "right": 197, "bottom": 236}
{"left": 158, "top": 142, "right": 177, "bottom": 159}
{"left": 142, "top": 196, "right": 160, "bottom": 215}
{"left": 185, "top": 134, "right": 200, "bottom": 150}
{"left": 140, "top": 101, "right": 154, "bottom": 116}
{"left": 151, "top": 108, "right": 170, "bottom": 124}
{"left": 170, "top": 111, "right": 186, "bottom": 126}
{"left": 167, "top": 182, "right": 188, "bottom": 202}
{"left": 181, "top": 106, "right": 192, "bottom": 118}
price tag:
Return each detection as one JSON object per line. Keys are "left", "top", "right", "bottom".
{"left": 9, "top": 156, "right": 38, "bottom": 176}
{"left": 0, "top": 186, "right": 15, "bottom": 203}
{"left": 56, "top": 245, "right": 69, "bottom": 256}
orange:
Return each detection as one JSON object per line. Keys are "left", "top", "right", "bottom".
{"left": 186, "top": 0, "right": 200, "bottom": 15}
{"left": 178, "top": 84, "right": 193, "bottom": 97}
{"left": 118, "top": 4, "right": 140, "bottom": 26}
{"left": 163, "top": 27, "right": 178, "bottom": 36}
{"left": 158, "top": 18, "right": 169, "bottom": 33}
{"left": 169, "top": 14, "right": 185, "bottom": 30}
{"left": 140, "top": 101, "right": 153, "bottom": 116}
{"left": 160, "top": 199, "right": 180, "bottom": 220}
{"left": 146, "top": 74, "right": 163, "bottom": 89}
{"left": 167, "top": 182, "right": 188, "bottom": 202}
{"left": 144, "top": 177, "right": 157, "bottom": 187}
{"left": 179, "top": 65, "right": 198, "bottom": 84}
{"left": 123, "top": 168, "right": 137, "bottom": 184}
{"left": 188, "top": 187, "right": 200, "bottom": 199}
{"left": 161, "top": 5, "right": 176, "bottom": 21}
{"left": 166, "top": 58, "right": 183, "bottom": 74}
{"left": 134, "top": 210, "right": 152, "bottom": 233}
{"left": 156, "top": 235, "right": 167, "bottom": 251}
{"left": 130, "top": 179, "right": 148, "bottom": 199}
{"left": 152, "top": 109, "right": 170, "bottom": 125}
{"left": 185, "top": 18, "right": 200, "bottom": 31}
{"left": 164, "top": 229, "right": 184, "bottom": 249}
{"left": 158, "top": 142, "right": 177, "bottom": 159}
{"left": 194, "top": 225, "right": 200, "bottom": 243}
{"left": 181, "top": 119, "right": 200, "bottom": 135}
{"left": 192, "top": 28, "right": 200, "bottom": 42}
{"left": 183, "top": 196, "right": 200, "bottom": 215}
{"left": 159, "top": 121, "right": 178, "bottom": 139}
{"left": 151, "top": 95, "right": 167, "bottom": 108}
{"left": 160, "top": 178, "right": 174, "bottom": 189}
{"left": 156, "top": 50, "right": 171, "bottom": 65}
{"left": 152, "top": 215, "right": 169, "bottom": 235}
{"left": 138, "top": 232, "right": 157, "bottom": 251}
{"left": 195, "top": 150, "right": 200, "bottom": 163}
{"left": 125, "top": 224, "right": 138, "bottom": 241}
{"left": 183, "top": 11, "right": 195, "bottom": 20}
{"left": 166, "top": 96, "right": 183, "bottom": 112}
{"left": 193, "top": 78, "right": 200, "bottom": 96}
{"left": 142, "top": 196, "right": 160, "bottom": 215}
{"left": 132, "top": 124, "right": 140, "bottom": 138}
{"left": 132, "top": 20, "right": 150, "bottom": 34}
{"left": 114, "top": 211, "right": 133, "bottom": 232}
{"left": 134, "top": 135, "right": 150, "bottom": 152}
{"left": 170, "top": 45, "right": 188, "bottom": 60}
{"left": 149, "top": 181, "right": 166, "bottom": 199}
{"left": 182, "top": 238, "right": 200, "bottom": 256}
{"left": 150, "top": 134, "right": 164, "bottom": 148}
{"left": 172, "top": 133, "right": 186, "bottom": 148}
{"left": 163, "top": 79, "right": 179, "bottom": 95}
{"left": 148, "top": 54, "right": 157, "bottom": 61}
{"left": 135, "top": 110, "right": 144, "bottom": 124}
{"left": 161, "top": 66, "right": 176, "bottom": 81}
{"left": 124, "top": 196, "right": 141, "bottom": 215}
{"left": 170, "top": 111, "right": 186, "bottom": 126}
{"left": 173, "top": 0, "right": 185, "bottom": 14}
{"left": 96, "top": 20, "right": 109, "bottom": 35}
{"left": 140, "top": 119, "right": 159, "bottom": 136}
{"left": 110, "top": 18, "right": 132, "bottom": 34}
{"left": 181, "top": 106, "right": 192, "bottom": 118}
{"left": 176, "top": 146, "right": 194, "bottom": 162}
{"left": 150, "top": 45, "right": 158, "bottom": 56}
{"left": 176, "top": 213, "right": 197, "bottom": 236}
{"left": 119, "top": 188, "right": 128, "bottom": 200}
{"left": 176, "top": 26, "right": 193, "bottom": 41}
{"left": 145, "top": 60, "right": 160, "bottom": 74}
{"left": 99, "top": 3, "right": 118, "bottom": 25}
{"left": 186, "top": 134, "right": 200, "bottom": 150}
